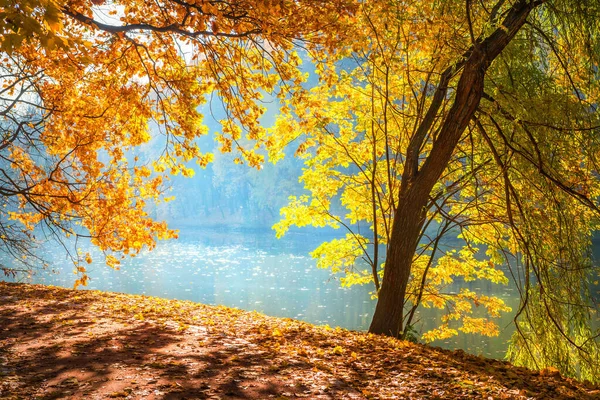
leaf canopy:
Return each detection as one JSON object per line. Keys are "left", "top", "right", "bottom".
{"left": 271, "top": 0, "right": 600, "bottom": 381}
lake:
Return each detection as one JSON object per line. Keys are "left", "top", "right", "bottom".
{"left": 3, "top": 226, "right": 520, "bottom": 359}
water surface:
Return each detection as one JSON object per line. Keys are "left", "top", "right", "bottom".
{"left": 4, "top": 227, "right": 519, "bottom": 358}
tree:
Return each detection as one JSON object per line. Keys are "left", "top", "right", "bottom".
{"left": 273, "top": 0, "right": 600, "bottom": 381}
{"left": 0, "top": 0, "right": 355, "bottom": 283}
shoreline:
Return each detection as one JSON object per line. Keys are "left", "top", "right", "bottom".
{"left": 0, "top": 282, "right": 597, "bottom": 399}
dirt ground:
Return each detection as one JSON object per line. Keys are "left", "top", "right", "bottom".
{"left": 0, "top": 282, "right": 598, "bottom": 399}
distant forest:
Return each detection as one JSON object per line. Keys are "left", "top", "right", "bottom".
{"left": 151, "top": 148, "right": 306, "bottom": 228}
{"left": 135, "top": 95, "right": 305, "bottom": 228}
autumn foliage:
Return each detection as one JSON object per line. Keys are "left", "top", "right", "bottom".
{"left": 2, "top": 0, "right": 600, "bottom": 384}
{"left": 271, "top": 0, "right": 600, "bottom": 381}
{"left": 0, "top": 0, "right": 355, "bottom": 284}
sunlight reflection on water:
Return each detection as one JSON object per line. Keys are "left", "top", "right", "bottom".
{"left": 3, "top": 227, "right": 522, "bottom": 359}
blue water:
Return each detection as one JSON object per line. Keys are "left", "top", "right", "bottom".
{"left": 3, "top": 226, "right": 519, "bottom": 358}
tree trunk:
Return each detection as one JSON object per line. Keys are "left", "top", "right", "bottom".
{"left": 368, "top": 0, "right": 541, "bottom": 338}
{"left": 369, "top": 184, "right": 430, "bottom": 336}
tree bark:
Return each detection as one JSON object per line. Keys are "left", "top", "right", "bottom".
{"left": 368, "top": 0, "right": 543, "bottom": 337}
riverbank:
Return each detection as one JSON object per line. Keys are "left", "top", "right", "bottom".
{"left": 0, "top": 282, "right": 597, "bottom": 399}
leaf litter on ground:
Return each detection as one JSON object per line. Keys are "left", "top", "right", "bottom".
{"left": 0, "top": 282, "right": 598, "bottom": 399}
